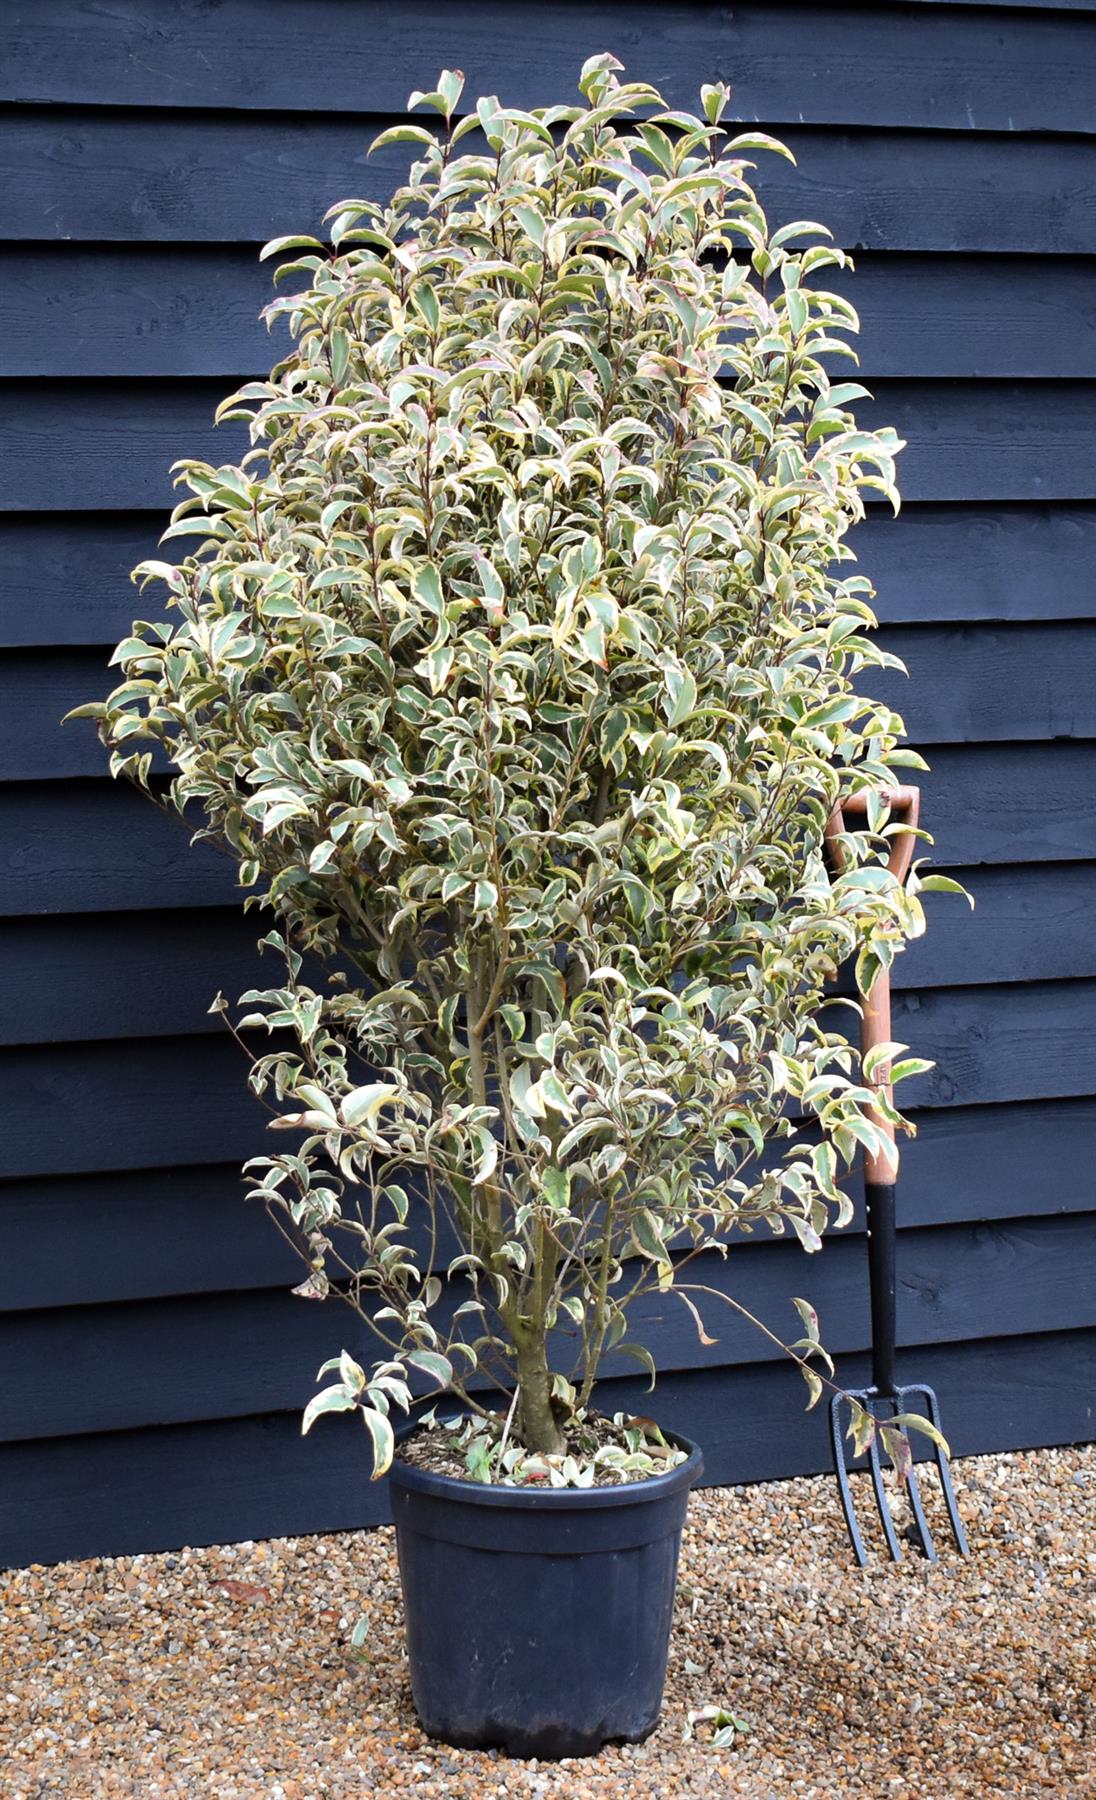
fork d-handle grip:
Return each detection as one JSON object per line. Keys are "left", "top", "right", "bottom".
{"left": 865, "top": 1180, "right": 897, "bottom": 1396}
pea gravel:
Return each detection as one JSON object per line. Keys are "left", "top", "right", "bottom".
{"left": 3, "top": 1444, "right": 1092, "bottom": 1799}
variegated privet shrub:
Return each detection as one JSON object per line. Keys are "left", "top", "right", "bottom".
{"left": 81, "top": 56, "right": 945, "bottom": 1483}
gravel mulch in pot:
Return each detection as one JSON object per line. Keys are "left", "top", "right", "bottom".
{"left": 2, "top": 1442, "right": 1092, "bottom": 1799}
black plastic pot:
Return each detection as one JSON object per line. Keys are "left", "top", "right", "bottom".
{"left": 388, "top": 1430, "right": 703, "bottom": 1758}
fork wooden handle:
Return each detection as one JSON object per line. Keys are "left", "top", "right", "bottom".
{"left": 824, "top": 786, "right": 921, "bottom": 1184}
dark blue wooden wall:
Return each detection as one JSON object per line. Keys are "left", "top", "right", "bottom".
{"left": 2, "top": 0, "right": 1094, "bottom": 1566}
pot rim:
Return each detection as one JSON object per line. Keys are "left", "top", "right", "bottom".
{"left": 388, "top": 1426, "right": 703, "bottom": 1510}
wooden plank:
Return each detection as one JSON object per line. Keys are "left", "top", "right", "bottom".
{"left": 919, "top": 744, "right": 1096, "bottom": 865}
{"left": 4, "top": 114, "right": 1095, "bottom": 252}
{"left": 0, "top": 781, "right": 239, "bottom": 915}
{"left": 3, "top": 379, "right": 1095, "bottom": 512}
{"left": 2, "top": 978, "right": 1091, "bottom": 1181}
{"left": 868, "top": 622, "right": 1096, "bottom": 743}
{"left": 7, "top": 2, "right": 1095, "bottom": 133}
{"left": 896, "top": 1098, "right": 1096, "bottom": 1229}
{"left": 863, "top": 504, "right": 1096, "bottom": 624}
{"left": 835, "top": 256, "right": 1096, "bottom": 379}
{"left": 0, "top": 910, "right": 269, "bottom": 1043}
{"left": 5, "top": 504, "right": 1094, "bottom": 650}
{"left": 7, "top": 248, "right": 1095, "bottom": 381}
{"left": 3, "top": 1326, "right": 1093, "bottom": 1566}
{"left": 0, "top": 1036, "right": 270, "bottom": 1181}
{"left": 889, "top": 980, "right": 1096, "bottom": 1110}
{"left": 4, "top": 1097, "right": 1093, "bottom": 1314}
{"left": 4, "top": 862, "right": 1093, "bottom": 1052}
{"left": 0, "top": 1212, "right": 1092, "bottom": 1443}
{"left": 0, "top": 245, "right": 287, "bottom": 379}
{"left": 0, "top": 649, "right": 118, "bottom": 781}
{"left": 0, "top": 1165, "right": 300, "bottom": 1312}
{"left": 7, "top": 622, "right": 1093, "bottom": 782}
{"left": 899, "top": 864, "right": 1096, "bottom": 989}
{"left": 3, "top": 741, "right": 1089, "bottom": 918}
{"left": 857, "top": 382, "right": 1096, "bottom": 504}
{"left": 0, "top": 512, "right": 164, "bottom": 649}
{"left": 909, "top": 2, "right": 1096, "bottom": 11}
{"left": 0, "top": 381, "right": 244, "bottom": 513}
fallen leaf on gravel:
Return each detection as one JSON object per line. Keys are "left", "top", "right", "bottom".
{"left": 211, "top": 1579, "right": 272, "bottom": 1603}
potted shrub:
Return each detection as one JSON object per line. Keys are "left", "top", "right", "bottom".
{"left": 78, "top": 55, "right": 948, "bottom": 1757}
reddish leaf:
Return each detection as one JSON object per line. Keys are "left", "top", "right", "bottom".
{"left": 212, "top": 1578, "right": 272, "bottom": 1604}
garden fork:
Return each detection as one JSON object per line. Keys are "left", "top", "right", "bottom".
{"left": 824, "top": 786, "right": 970, "bottom": 1566}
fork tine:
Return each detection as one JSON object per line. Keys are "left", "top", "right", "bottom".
{"left": 899, "top": 1382, "right": 970, "bottom": 1556}
{"left": 830, "top": 1393, "right": 869, "bottom": 1568}
{"left": 866, "top": 1408, "right": 904, "bottom": 1562}
{"left": 901, "top": 1460, "right": 939, "bottom": 1562}
{"left": 884, "top": 1387, "right": 938, "bottom": 1560}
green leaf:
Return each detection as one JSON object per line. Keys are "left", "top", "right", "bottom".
{"left": 541, "top": 1166, "right": 571, "bottom": 1210}
{"left": 499, "top": 1004, "right": 524, "bottom": 1040}
{"left": 664, "top": 662, "right": 698, "bottom": 728}
{"left": 342, "top": 1083, "right": 402, "bottom": 1128}
{"left": 411, "top": 280, "right": 440, "bottom": 333}
{"left": 514, "top": 204, "right": 546, "bottom": 248}
{"left": 301, "top": 1385, "right": 358, "bottom": 1435}
{"left": 791, "top": 1297, "right": 820, "bottom": 1343}
{"left": 361, "top": 1408, "right": 396, "bottom": 1478}
{"left": 890, "top": 1410, "right": 951, "bottom": 1459}
{"left": 877, "top": 1422, "right": 912, "bottom": 1479}
{"left": 631, "top": 1207, "right": 671, "bottom": 1265}
{"left": 406, "top": 1349, "right": 453, "bottom": 1390}
{"left": 847, "top": 1400, "right": 876, "bottom": 1459}
{"left": 700, "top": 82, "right": 730, "bottom": 125}
{"left": 330, "top": 327, "right": 350, "bottom": 385}
{"left": 889, "top": 1057, "right": 934, "bottom": 1083}
{"left": 536, "top": 1071, "right": 574, "bottom": 1119}
{"left": 368, "top": 124, "right": 439, "bottom": 154}
{"left": 619, "top": 873, "right": 657, "bottom": 927}
{"left": 437, "top": 68, "right": 466, "bottom": 115}
{"left": 615, "top": 1342, "right": 657, "bottom": 1391}
{"left": 412, "top": 563, "right": 444, "bottom": 614}
{"left": 260, "top": 235, "right": 325, "bottom": 261}
{"left": 473, "top": 879, "right": 497, "bottom": 914}
{"left": 425, "top": 645, "right": 455, "bottom": 694}
{"left": 917, "top": 874, "right": 975, "bottom": 907}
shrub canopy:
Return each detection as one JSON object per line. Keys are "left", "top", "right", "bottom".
{"left": 87, "top": 56, "right": 940, "bottom": 1476}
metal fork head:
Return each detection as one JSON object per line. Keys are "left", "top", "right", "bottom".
{"left": 829, "top": 1383, "right": 970, "bottom": 1567}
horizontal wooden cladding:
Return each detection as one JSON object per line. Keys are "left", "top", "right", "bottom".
{"left": 0, "top": 782, "right": 239, "bottom": 915}
{"left": 5, "top": 247, "right": 1096, "bottom": 382}
{"left": 8, "top": 1, "right": 1096, "bottom": 133}
{"left": 1, "top": 1212, "right": 1093, "bottom": 1445}
{"left": 4, "top": 742, "right": 1090, "bottom": 919}
{"left": 856, "top": 382, "right": 1096, "bottom": 503}
{"left": 900, "top": 863, "right": 1096, "bottom": 988}
{"left": 3, "top": 379, "right": 1096, "bottom": 513}
{"left": 7, "top": 623, "right": 1095, "bottom": 784}
{"left": 868, "top": 621, "right": 1096, "bottom": 743}
{"left": 891, "top": 979, "right": 1096, "bottom": 1109}
{"left": 3, "top": 1098, "right": 1093, "bottom": 1314}
{"left": 0, "top": 245, "right": 292, "bottom": 380}
{"left": 913, "top": 2, "right": 1096, "bottom": 10}
{"left": 5, "top": 505, "right": 1095, "bottom": 651}
{"left": 863, "top": 504, "right": 1096, "bottom": 624}
{"left": 4, "top": 113, "right": 1096, "bottom": 252}
{"left": 3, "top": 860, "right": 1094, "bottom": 1050}
{"left": 2, "top": 979, "right": 1092, "bottom": 1182}
{"left": 4, "top": 1326, "right": 1093, "bottom": 1566}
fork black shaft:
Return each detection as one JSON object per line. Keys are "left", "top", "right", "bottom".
{"left": 865, "top": 1181, "right": 897, "bottom": 1396}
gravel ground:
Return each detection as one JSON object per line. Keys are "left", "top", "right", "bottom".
{"left": 3, "top": 1443, "right": 1092, "bottom": 1799}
